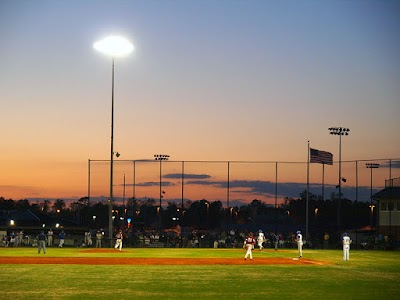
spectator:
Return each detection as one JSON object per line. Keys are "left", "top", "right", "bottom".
{"left": 278, "top": 233, "right": 284, "bottom": 248}
{"left": 9, "top": 232, "right": 16, "bottom": 247}
{"left": 3, "top": 234, "right": 9, "bottom": 247}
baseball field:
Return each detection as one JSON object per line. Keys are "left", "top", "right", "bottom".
{"left": 0, "top": 247, "right": 399, "bottom": 299}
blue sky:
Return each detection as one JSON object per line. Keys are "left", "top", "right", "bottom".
{"left": 0, "top": 0, "right": 399, "bottom": 202}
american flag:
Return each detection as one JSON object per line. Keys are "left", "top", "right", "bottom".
{"left": 310, "top": 148, "right": 333, "bottom": 165}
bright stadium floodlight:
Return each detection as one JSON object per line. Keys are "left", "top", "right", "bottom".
{"left": 93, "top": 36, "right": 134, "bottom": 57}
{"left": 94, "top": 35, "right": 134, "bottom": 247}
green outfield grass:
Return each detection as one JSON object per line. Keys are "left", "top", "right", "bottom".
{"left": 0, "top": 247, "right": 399, "bottom": 299}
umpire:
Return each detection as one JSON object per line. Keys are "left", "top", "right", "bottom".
{"left": 37, "top": 231, "right": 47, "bottom": 254}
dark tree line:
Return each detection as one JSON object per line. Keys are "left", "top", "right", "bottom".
{"left": 0, "top": 190, "right": 373, "bottom": 233}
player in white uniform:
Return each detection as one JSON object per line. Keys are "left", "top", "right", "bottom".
{"left": 296, "top": 230, "right": 303, "bottom": 258}
{"left": 114, "top": 230, "right": 123, "bottom": 251}
{"left": 257, "top": 230, "right": 265, "bottom": 251}
{"left": 342, "top": 232, "right": 352, "bottom": 261}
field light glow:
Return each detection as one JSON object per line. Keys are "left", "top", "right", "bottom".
{"left": 93, "top": 36, "right": 134, "bottom": 57}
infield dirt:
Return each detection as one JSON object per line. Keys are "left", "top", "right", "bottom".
{"left": 0, "top": 249, "right": 330, "bottom": 266}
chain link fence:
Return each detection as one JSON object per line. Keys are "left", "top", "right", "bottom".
{"left": 88, "top": 158, "right": 400, "bottom": 207}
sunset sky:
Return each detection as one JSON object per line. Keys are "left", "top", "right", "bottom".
{"left": 1, "top": 1, "right": 399, "bottom": 205}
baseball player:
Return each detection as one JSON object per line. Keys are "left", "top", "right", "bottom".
{"left": 244, "top": 232, "right": 256, "bottom": 260}
{"left": 114, "top": 230, "right": 123, "bottom": 251}
{"left": 37, "top": 231, "right": 47, "bottom": 254}
{"left": 47, "top": 229, "right": 54, "bottom": 247}
{"left": 96, "top": 231, "right": 103, "bottom": 248}
{"left": 58, "top": 230, "right": 65, "bottom": 248}
{"left": 342, "top": 232, "right": 352, "bottom": 261}
{"left": 296, "top": 230, "right": 303, "bottom": 258}
{"left": 257, "top": 230, "right": 265, "bottom": 251}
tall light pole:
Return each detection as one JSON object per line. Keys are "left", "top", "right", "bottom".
{"left": 94, "top": 36, "right": 133, "bottom": 245}
{"left": 366, "top": 163, "right": 379, "bottom": 229}
{"left": 154, "top": 154, "right": 170, "bottom": 229}
{"left": 329, "top": 127, "right": 350, "bottom": 231}
{"left": 205, "top": 201, "right": 210, "bottom": 228}
{"left": 123, "top": 173, "right": 126, "bottom": 220}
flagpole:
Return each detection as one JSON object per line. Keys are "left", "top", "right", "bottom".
{"left": 306, "top": 141, "right": 310, "bottom": 243}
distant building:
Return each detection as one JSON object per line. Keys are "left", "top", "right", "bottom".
{"left": 373, "top": 177, "right": 400, "bottom": 240}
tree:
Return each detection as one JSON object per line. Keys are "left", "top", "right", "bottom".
{"left": 39, "top": 199, "right": 52, "bottom": 214}
{"left": 0, "top": 197, "right": 15, "bottom": 210}
{"left": 15, "top": 199, "right": 30, "bottom": 211}
{"left": 78, "top": 197, "right": 89, "bottom": 206}
{"left": 53, "top": 199, "right": 66, "bottom": 212}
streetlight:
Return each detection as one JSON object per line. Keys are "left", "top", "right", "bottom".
{"left": 329, "top": 127, "right": 350, "bottom": 231}
{"left": 154, "top": 154, "right": 170, "bottom": 229}
{"left": 94, "top": 35, "right": 134, "bottom": 246}
{"left": 366, "top": 163, "right": 380, "bottom": 229}
{"left": 369, "top": 204, "right": 376, "bottom": 229}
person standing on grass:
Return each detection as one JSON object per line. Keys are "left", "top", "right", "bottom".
{"left": 96, "top": 231, "right": 103, "bottom": 248}
{"left": 85, "top": 231, "right": 93, "bottom": 247}
{"left": 114, "top": 230, "right": 123, "bottom": 251}
{"left": 9, "top": 231, "right": 16, "bottom": 247}
{"left": 324, "top": 232, "right": 330, "bottom": 249}
{"left": 47, "top": 229, "right": 54, "bottom": 247}
{"left": 37, "top": 231, "right": 47, "bottom": 254}
{"left": 342, "top": 232, "right": 352, "bottom": 261}
{"left": 257, "top": 230, "right": 265, "bottom": 251}
{"left": 272, "top": 232, "right": 279, "bottom": 251}
{"left": 244, "top": 232, "right": 256, "bottom": 260}
{"left": 296, "top": 230, "right": 303, "bottom": 258}
{"left": 17, "top": 230, "right": 24, "bottom": 246}
{"left": 58, "top": 230, "right": 65, "bottom": 248}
